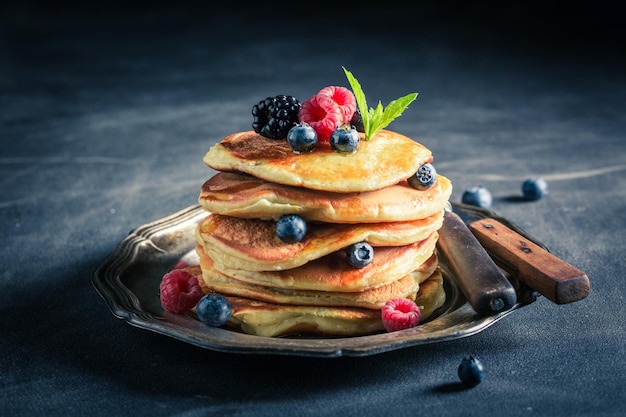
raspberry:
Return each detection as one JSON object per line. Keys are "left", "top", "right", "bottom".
{"left": 381, "top": 298, "right": 421, "bottom": 332}
{"left": 317, "top": 86, "right": 357, "bottom": 123}
{"left": 159, "top": 269, "right": 204, "bottom": 313}
{"left": 298, "top": 94, "right": 343, "bottom": 142}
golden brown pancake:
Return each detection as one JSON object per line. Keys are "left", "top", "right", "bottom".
{"left": 199, "top": 172, "right": 452, "bottom": 223}
{"left": 196, "top": 238, "right": 438, "bottom": 292}
{"left": 414, "top": 269, "right": 446, "bottom": 319}
{"left": 202, "top": 130, "right": 433, "bottom": 193}
{"left": 225, "top": 297, "right": 386, "bottom": 337}
{"left": 195, "top": 212, "right": 443, "bottom": 271}
{"left": 186, "top": 267, "right": 446, "bottom": 337}
{"left": 195, "top": 246, "right": 439, "bottom": 309}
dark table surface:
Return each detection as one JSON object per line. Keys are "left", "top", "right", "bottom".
{"left": 2, "top": 2, "right": 625, "bottom": 416}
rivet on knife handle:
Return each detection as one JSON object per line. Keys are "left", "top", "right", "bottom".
{"left": 437, "top": 211, "right": 518, "bottom": 316}
{"left": 468, "top": 218, "right": 590, "bottom": 304}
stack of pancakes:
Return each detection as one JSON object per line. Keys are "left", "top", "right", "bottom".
{"left": 191, "top": 129, "right": 453, "bottom": 337}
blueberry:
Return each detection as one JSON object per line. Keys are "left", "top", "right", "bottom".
{"left": 287, "top": 123, "right": 318, "bottom": 153}
{"left": 408, "top": 163, "right": 437, "bottom": 190}
{"left": 330, "top": 124, "right": 360, "bottom": 153}
{"left": 275, "top": 214, "right": 307, "bottom": 243}
{"left": 457, "top": 356, "right": 485, "bottom": 388}
{"left": 461, "top": 186, "right": 492, "bottom": 208}
{"left": 346, "top": 242, "right": 374, "bottom": 268}
{"left": 522, "top": 177, "right": 548, "bottom": 201}
{"left": 196, "top": 293, "right": 232, "bottom": 327}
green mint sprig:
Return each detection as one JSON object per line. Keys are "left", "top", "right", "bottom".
{"left": 343, "top": 66, "right": 418, "bottom": 141}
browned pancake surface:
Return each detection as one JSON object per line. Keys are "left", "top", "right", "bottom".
{"left": 199, "top": 171, "right": 452, "bottom": 223}
{"left": 196, "top": 238, "right": 438, "bottom": 292}
{"left": 185, "top": 266, "right": 446, "bottom": 337}
{"left": 203, "top": 130, "right": 433, "bottom": 192}
{"left": 196, "top": 213, "right": 442, "bottom": 271}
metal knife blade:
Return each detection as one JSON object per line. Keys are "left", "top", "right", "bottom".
{"left": 437, "top": 209, "right": 518, "bottom": 316}
{"left": 452, "top": 202, "right": 590, "bottom": 305}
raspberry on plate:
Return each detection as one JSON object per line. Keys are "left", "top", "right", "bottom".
{"left": 159, "top": 269, "right": 204, "bottom": 313}
{"left": 381, "top": 298, "right": 421, "bottom": 332}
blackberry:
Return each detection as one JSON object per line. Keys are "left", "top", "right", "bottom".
{"left": 252, "top": 95, "right": 301, "bottom": 139}
{"left": 350, "top": 109, "right": 365, "bottom": 132}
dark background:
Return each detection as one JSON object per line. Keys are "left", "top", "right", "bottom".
{"left": 2, "top": 1, "right": 625, "bottom": 416}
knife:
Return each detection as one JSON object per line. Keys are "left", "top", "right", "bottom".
{"left": 450, "top": 202, "right": 591, "bottom": 305}
{"left": 437, "top": 207, "right": 518, "bottom": 316}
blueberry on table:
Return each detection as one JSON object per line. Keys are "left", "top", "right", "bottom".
{"left": 522, "top": 177, "right": 548, "bottom": 201}
{"left": 276, "top": 214, "right": 307, "bottom": 243}
{"left": 461, "top": 186, "right": 493, "bottom": 208}
{"left": 458, "top": 356, "right": 485, "bottom": 388}
{"left": 196, "top": 293, "right": 232, "bottom": 327}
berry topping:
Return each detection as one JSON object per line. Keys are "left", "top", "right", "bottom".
{"left": 159, "top": 269, "right": 204, "bottom": 313}
{"left": 346, "top": 241, "right": 374, "bottom": 268}
{"left": 287, "top": 122, "right": 318, "bottom": 153}
{"left": 522, "top": 177, "right": 548, "bottom": 201}
{"left": 461, "top": 185, "right": 493, "bottom": 208}
{"left": 408, "top": 162, "right": 437, "bottom": 190}
{"left": 275, "top": 214, "right": 307, "bottom": 243}
{"left": 196, "top": 293, "right": 232, "bottom": 327}
{"left": 329, "top": 124, "right": 360, "bottom": 153}
{"left": 298, "top": 94, "right": 343, "bottom": 142}
{"left": 457, "top": 356, "right": 485, "bottom": 388}
{"left": 381, "top": 298, "right": 421, "bottom": 332}
{"left": 252, "top": 95, "right": 301, "bottom": 139}
{"left": 316, "top": 86, "right": 357, "bottom": 123}
{"left": 350, "top": 109, "right": 365, "bottom": 132}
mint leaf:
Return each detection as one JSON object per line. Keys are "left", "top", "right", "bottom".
{"left": 342, "top": 67, "right": 418, "bottom": 140}
{"left": 375, "top": 93, "right": 418, "bottom": 132}
{"left": 342, "top": 67, "right": 369, "bottom": 136}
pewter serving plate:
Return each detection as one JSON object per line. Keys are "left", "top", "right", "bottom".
{"left": 93, "top": 203, "right": 538, "bottom": 357}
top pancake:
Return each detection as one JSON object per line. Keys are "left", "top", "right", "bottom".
{"left": 199, "top": 171, "right": 452, "bottom": 223}
{"left": 203, "top": 130, "right": 433, "bottom": 193}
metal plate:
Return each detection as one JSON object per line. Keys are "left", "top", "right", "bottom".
{"left": 92, "top": 204, "right": 537, "bottom": 357}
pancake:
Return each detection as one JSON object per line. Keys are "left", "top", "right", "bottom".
{"left": 196, "top": 264, "right": 430, "bottom": 310}
{"left": 202, "top": 130, "right": 433, "bottom": 193}
{"left": 187, "top": 268, "right": 446, "bottom": 338}
{"left": 197, "top": 238, "right": 438, "bottom": 292}
{"left": 225, "top": 296, "right": 385, "bottom": 337}
{"left": 199, "top": 172, "right": 453, "bottom": 223}
{"left": 195, "top": 212, "right": 443, "bottom": 271}
{"left": 196, "top": 245, "right": 438, "bottom": 307}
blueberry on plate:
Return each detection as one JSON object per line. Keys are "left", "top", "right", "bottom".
{"left": 275, "top": 214, "right": 307, "bottom": 243}
{"left": 522, "top": 177, "right": 548, "bottom": 201}
{"left": 461, "top": 186, "right": 493, "bottom": 208}
{"left": 458, "top": 356, "right": 485, "bottom": 388}
{"left": 408, "top": 162, "right": 437, "bottom": 190}
{"left": 330, "top": 124, "right": 360, "bottom": 153}
{"left": 346, "top": 241, "right": 374, "bottom": 268}
{"left": 287, "top": 123, "right": 317, "bottom": 153}
{"left": 196, "top": 293, "right": 232, "bottom": 327}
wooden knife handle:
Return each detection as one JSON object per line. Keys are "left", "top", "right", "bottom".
{"left": 468, "top": 218, "right": 590, "bottom": 304}
{"left": 437, "top": 211, "right": 518, "bottom": 315}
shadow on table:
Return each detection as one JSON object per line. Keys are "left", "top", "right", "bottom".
{"left": 3, "top": 255, "right": 526, "bottom": 401}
